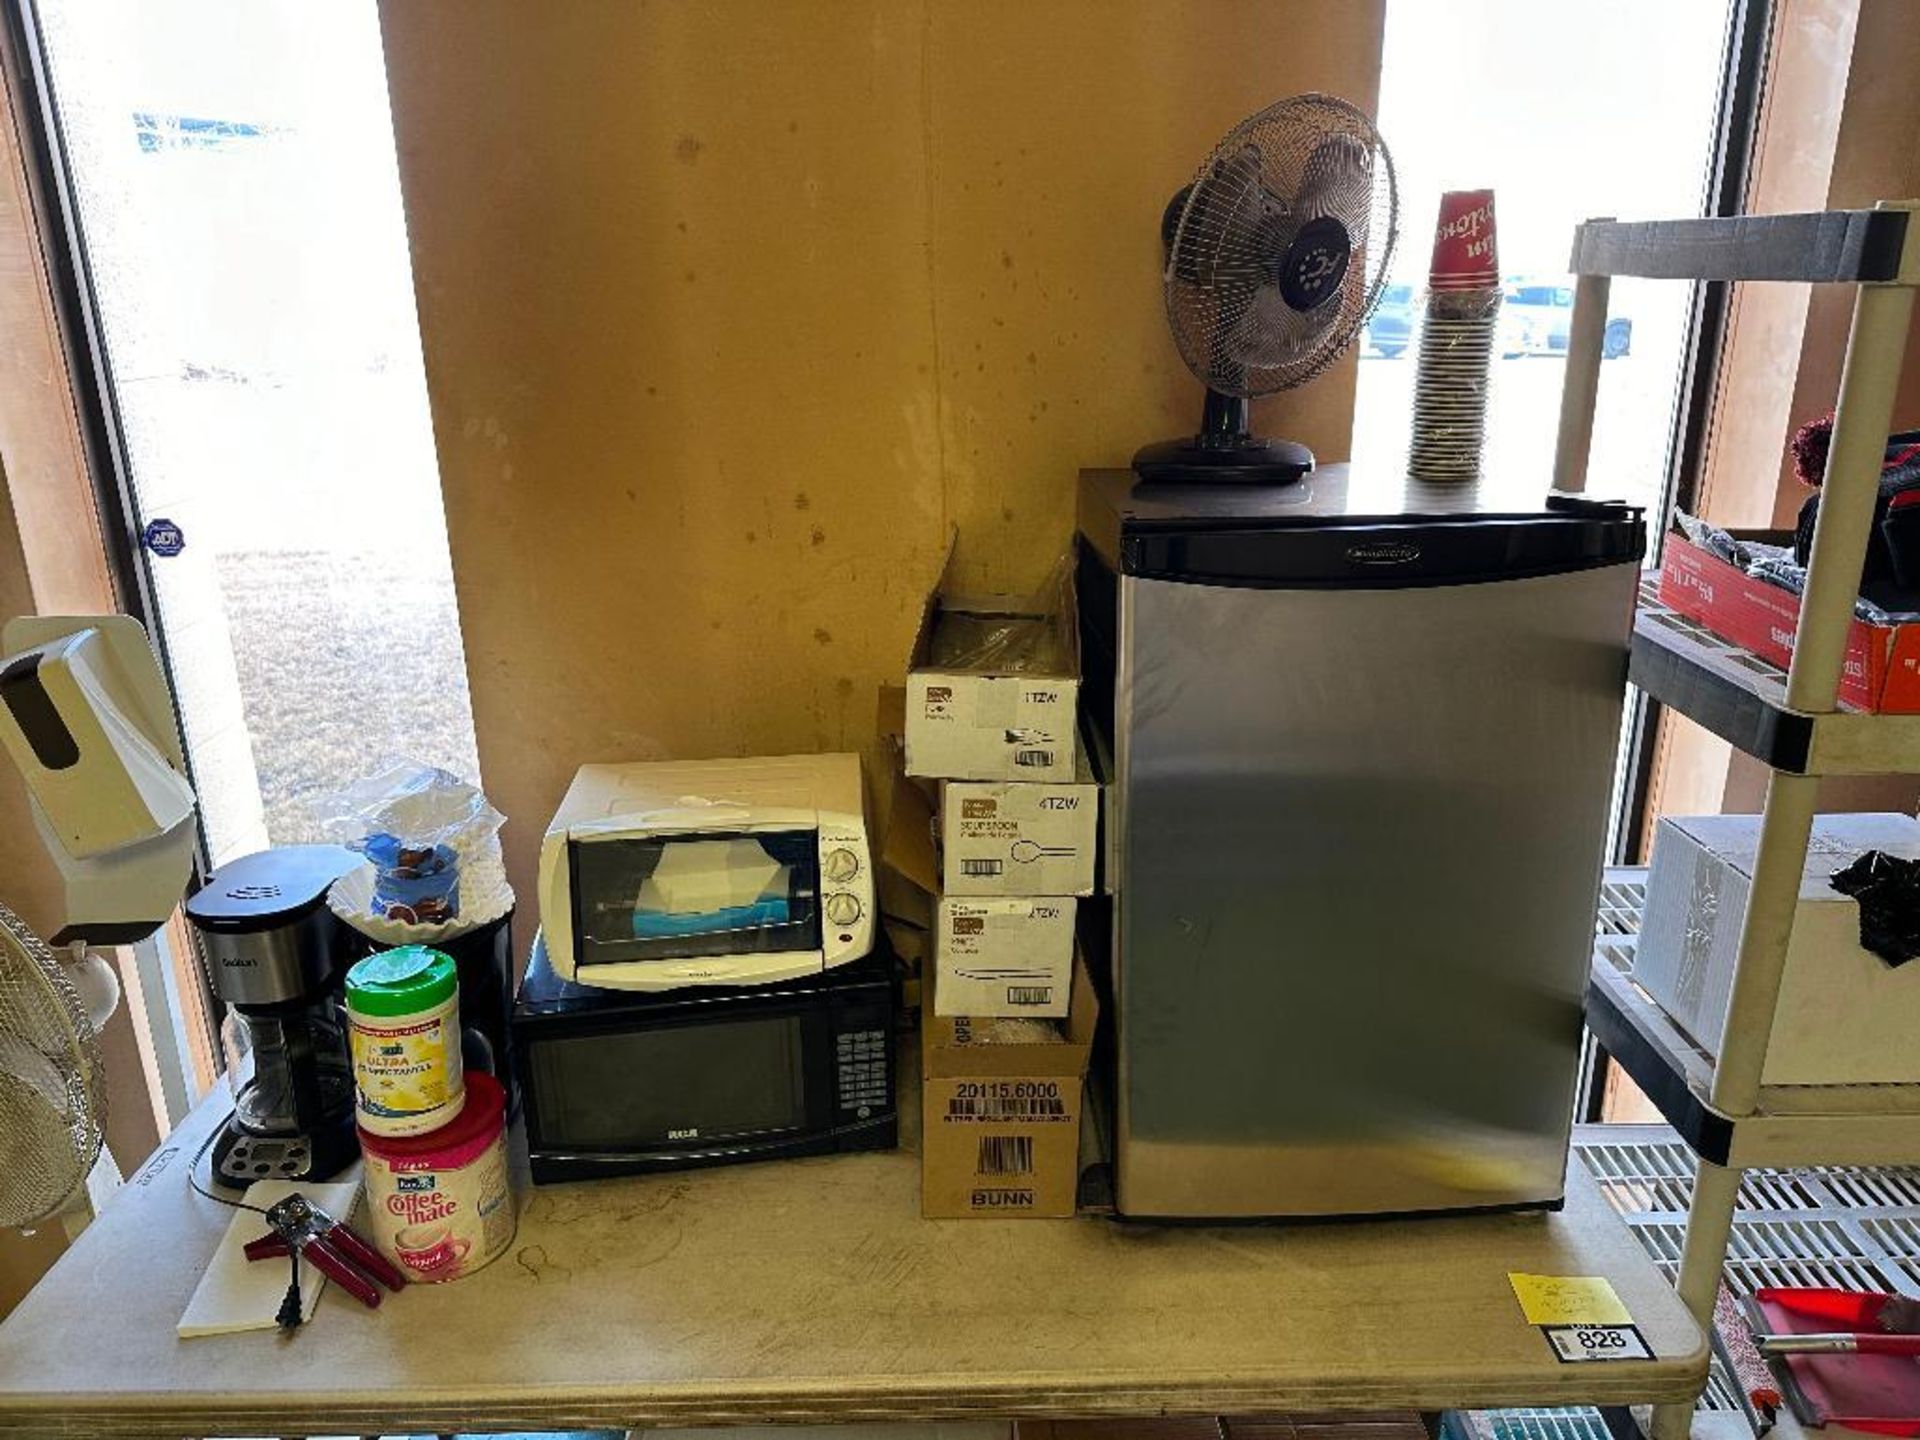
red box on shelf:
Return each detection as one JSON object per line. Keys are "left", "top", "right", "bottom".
{"left": 1658, "top": 527, "right": 1920, "bottom": 713}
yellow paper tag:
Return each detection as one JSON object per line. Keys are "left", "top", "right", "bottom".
{"left": 1508, "top": 1273, "right": 1632, "bottom": 1327}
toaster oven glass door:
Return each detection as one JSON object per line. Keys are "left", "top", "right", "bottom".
{"left": 570, "top": 829, "right": 822, "bottom": 969}
{"left": 526, "top": 1012, "right": 810, "bottom": 1150}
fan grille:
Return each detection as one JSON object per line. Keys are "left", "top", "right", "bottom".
{"left": 0, "top": 902, "right": 105, "bottom": 1229}
{"left": 1165, "top": 93, "right": 1398, "bottom": 398}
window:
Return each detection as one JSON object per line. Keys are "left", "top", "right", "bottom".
{"left": 1353, "top": 0, "right": 1740, "bottom": 520}
{"left": 26, "top": 0, "right": 478, "bottom": 868}
{"left": 1355, "top": 0, "right": 1764, "bottom": 1125}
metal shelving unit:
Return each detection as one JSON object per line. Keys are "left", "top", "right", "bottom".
{"left": 1459, "top": 1127, "right": 1920, "bottom": 1440}
{"left": 1555, "top": 201, "right": 1920, "bottom": 1440}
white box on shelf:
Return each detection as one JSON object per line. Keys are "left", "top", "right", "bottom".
{"left": 933, "top": 896, "right": 1075, "bottom": 1017}
{"left": 903, "top": 546, "right": 1079, "bottom": 783}
{"left": 938, "top": 761, "right": 1098, "bottom": 897}
{"left": 1636, "top": 811, "right": 1920, "bottom": 1087}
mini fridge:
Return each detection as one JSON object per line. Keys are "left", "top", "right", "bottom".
{"left": 1076, "top": 466, "right": 1645, "bottom": 1220}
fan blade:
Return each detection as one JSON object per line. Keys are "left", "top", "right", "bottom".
{"left": 1296, "top": 131, "right": 1375, "bottom": 231}
{"left": 1174, "top": 144, "right": 1283, "bottom": 287}
{"left": 1226, "top": 284, "right": 1338, "bottom": 371}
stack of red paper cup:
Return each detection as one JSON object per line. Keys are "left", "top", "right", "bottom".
{"left": 1409, "top": 189, "right": 1500, "bottom": 482}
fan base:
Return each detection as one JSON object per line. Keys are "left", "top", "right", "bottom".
{"left": 1132, "top": 435, "right": 1315, "bottom": 485}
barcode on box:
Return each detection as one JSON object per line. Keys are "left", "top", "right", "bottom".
{"left": 975, "top": 1135, "right": 1034, "bottom": 1176}
{"left": 1007, "top": 986, "right": 1053, "bottom": 1006}
{"left": 1014, "top": 749, "right": 1054, "bottom": 768}
{"left": 960, "top": 858, "right": 1004, "bottom": 876}
{"left": 948, "top": 1096, "right": 1067, "bottom": 1120}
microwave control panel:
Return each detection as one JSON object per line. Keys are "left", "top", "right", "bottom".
{"left": 834, "top": 1027, "right": 892, "bottom": 1119}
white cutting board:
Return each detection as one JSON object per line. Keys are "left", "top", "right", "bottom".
{"left": 178, "top": 1177, "right": 363, "bottom": 1338}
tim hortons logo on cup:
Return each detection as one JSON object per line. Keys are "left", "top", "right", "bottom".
{"left": 1428, "top": 189, "right": 1498, "bottom": 290}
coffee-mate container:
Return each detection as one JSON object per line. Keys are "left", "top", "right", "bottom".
{"left": 359, "top": 1070, "right": 514, "bottom": 1282}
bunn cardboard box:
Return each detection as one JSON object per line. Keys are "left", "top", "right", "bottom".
{"left": 935, "top": 896, "right": 1076, "bottom": 1017}
{"left": 938, "top": 758, "right": 1098, "bottom": 897}
{"left": 921, "top": 954, "right": 1097, "bottom": 1218}
{"left": 1658, "top": 524, "right": 1920, "bottom": 712}
{"left": 905, "top": 546, "right": 1080, "bottom": 781}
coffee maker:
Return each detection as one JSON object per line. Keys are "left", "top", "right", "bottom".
{"left": 185, "top": 845, "right": 362, "bottom": 1185}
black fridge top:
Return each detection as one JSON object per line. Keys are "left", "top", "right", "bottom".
{"left": 1077, "top": 466, "right": 1646, "bottom": 588}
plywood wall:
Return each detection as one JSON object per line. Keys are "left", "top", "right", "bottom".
{"left": 380, "top": 0, "right": 1386, "bottom": 907}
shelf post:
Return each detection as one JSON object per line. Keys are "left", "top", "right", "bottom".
{"left": 1783, "top": 210, "right": 1919, "bottom": 714}
{"left": 1708, "top": 771, "right": 1820, "bottom": 1116}
{"left": 1651, "top": 1160, "right": 1742, "bottom": 1440}
{"left": 1553, "top": 247, "right": 1613, "bottom": 496}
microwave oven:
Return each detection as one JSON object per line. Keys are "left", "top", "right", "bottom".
{"left": 536, "top": 753, "right": 874, "bottom": 991}
{"left": 512, "top": 932, "right": 896, "bottom": 1184}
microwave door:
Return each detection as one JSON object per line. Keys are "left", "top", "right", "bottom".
{"left": 569, "top": 830, "right": 823, "bottom": 972}
{"left": 527, "top": 1010, "right": 810, "bottom": 1157}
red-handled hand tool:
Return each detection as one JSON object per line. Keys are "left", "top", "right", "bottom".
{"left": 1755, "top": 1333, "right": 1920, "bottom": 1358}
{"left": 245, "top": 1193, "right": 403, "bottom": 1323}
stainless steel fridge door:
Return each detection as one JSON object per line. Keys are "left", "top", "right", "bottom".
{"left": 1112, "top": 561, "right": 1636, "bottom": 1218}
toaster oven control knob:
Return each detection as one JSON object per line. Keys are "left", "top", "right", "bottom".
{"left": 824, "top": 891, "right": 863, "bottom": 927}
{"left": 823, "top": 847, "right": 861, "bottom": 883}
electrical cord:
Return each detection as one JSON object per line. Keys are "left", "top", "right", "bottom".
{"left": 184, "top": 1107, "right": 304, "bottom": 1329}
{"left": 184, "top": 1106, "right": 268, "bottom": 1214}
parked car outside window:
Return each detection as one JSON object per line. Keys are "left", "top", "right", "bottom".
{"left": 1497, "top": 276, "right": 1633, "bottom": 359}
{"left": 1365, "top": 282, "right": 1417, "bottom": 358}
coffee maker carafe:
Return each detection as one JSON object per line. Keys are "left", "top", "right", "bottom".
{"left": 185, "top": 845, "right": 362, "bottom": 1185}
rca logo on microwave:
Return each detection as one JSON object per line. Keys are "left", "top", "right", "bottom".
{"left": 668, "top": 1127, "right": 700, "bottom": 1140}
{"left": 961, "top": 798, "right": 997, "bottom": 818}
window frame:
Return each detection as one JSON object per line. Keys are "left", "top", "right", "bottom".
{"left": 1579, "top": 0, "right": 1775, "bottom": 1123}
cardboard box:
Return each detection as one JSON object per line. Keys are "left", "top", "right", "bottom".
{"left": 939, "top": 761, "right": 1098, "bottom": 897}
{"left": 1637, "top": 811, "right": 1920, "bottom": 1085}
{"left": 905, "top": 547, "right": 1080, "bottom": 781}
{"left": 1659, "top": 526, "right": 1920, "bottom": 713}
{"left": 935, "top": 896, "right": 1076, "bottom": 1017}
{"left": 921, "top": 955, "right": 1097, "bottom": 1218}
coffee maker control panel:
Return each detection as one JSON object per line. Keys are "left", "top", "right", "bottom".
{"left": 215, "top": 1130, "right": 316, "bottom": 1183}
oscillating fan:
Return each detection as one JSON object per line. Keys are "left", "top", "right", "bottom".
{"left": 1135, "top": 93, "right": 1398, "bottom": 485}
{"left": 0, "top": 901, "right": 108, "bottom": 1235}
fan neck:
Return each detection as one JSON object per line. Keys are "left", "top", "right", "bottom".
{"left": 1199, "top": 388, "right": 1253, "bottom": 448}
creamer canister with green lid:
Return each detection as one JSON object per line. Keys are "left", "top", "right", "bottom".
{"left": 346, "top": 945, "right": 465, "bottom": 1137}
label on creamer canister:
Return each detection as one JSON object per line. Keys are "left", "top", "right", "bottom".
{"left": 363, "top": 1133, "right": 515, "bottom": 1284}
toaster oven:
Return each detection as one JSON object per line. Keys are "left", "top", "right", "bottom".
{"left": 536, "top": 753, "right": 873, "bottom": 991}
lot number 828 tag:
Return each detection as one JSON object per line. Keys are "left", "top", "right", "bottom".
{"left": 1544, "top": 1325, "right": 1651, "bottom": 1362}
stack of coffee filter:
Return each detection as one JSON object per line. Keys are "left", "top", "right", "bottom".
{"left": 1409, "top": 189, "right": 1500, "bottom": 482}
{"left": 315, "top": 761, "right": 512, "bottom": 950}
